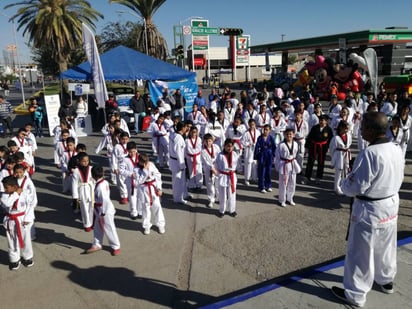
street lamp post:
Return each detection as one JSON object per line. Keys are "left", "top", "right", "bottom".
{"left": 1, "top": 12, "right": 25, "bottom": 105}
{"left": 116, "top": 10, "right": 148, "bottom": 55}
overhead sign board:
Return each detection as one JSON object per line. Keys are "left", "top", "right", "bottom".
{"left": 192, "top": 19, "right": 209, "bottom": 51}
{"left": 191, "top": 26, "right": 219, "bottom": 36}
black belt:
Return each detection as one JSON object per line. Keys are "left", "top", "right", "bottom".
{"left": 356, "top": 195, "right": 394, "bottom": 201}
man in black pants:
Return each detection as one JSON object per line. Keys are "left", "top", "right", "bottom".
{"left": 0, "top": 95, "right": 13, "bottom": 137}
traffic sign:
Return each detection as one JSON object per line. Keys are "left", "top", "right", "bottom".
{"left": 182, "top": 25, "right": 191, "bottom": 35}
{"left": 191, "top": 26, "right": 219, "bottom": 36}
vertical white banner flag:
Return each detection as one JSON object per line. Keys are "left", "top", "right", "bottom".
{"left": 82, "top": 23, "right": 108, "bottom": 109}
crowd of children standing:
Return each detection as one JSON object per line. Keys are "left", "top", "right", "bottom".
{"left": 1, "top": 83, "right": 411, "bottom": 271}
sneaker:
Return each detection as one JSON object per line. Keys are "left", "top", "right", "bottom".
{"left": 111, "top": 249, "right": 120, "bottom": 256}
{"left": 266, "top": 188, "right": 273, "bottom": 192}
{"left": 229, "top": 211, "right": 238, "bottom": 218}
{"left": 331, "top": 286, "right": 361, "bottom": 307}
{"left": 380, "top": 282, "right": 394, "bottom": 294}
{"left": 287, "top": 200, "right": 296, "bottom": 206}
{"left": 22, "top": 258, "right": 34, "bottom": 267}
{"left": 260, "top": 189, "right": 267, "bottom": 193}
{"left": 280, "top": 202, "right": 287, "bottom": 207}
{"left": 217, "top": 212, "right": 224, "bottom": 218}
{"left": 9, "top": 261, "right": 21, "bottom": 271}
{"left": 86, "top": 246, "right": 101, "bottom": 254}
{"left": 207, "top": 201, "right": 214, "bottom": 208}
{"left": 300, "top": 178, "right": 307, "bottom": 185}
{"left": 144, "top": 228, "right": 151, "bottom": 235}
{"left": 130, "top": 215, "right": 138, "bottom": 220}
{"left": 84, "top": 226, "right": 93, "bottom": 232}
{"left": 137, "top": 214, "right": 143, "bottom": 219}
{"left": 158, "top": 227, "right": 165, "bottom": 234}
{"left": 178, "top": 199, "right": 188, "bottom": 205}
{"left": 244, "top": 180, "right": 250, "bottom": 186}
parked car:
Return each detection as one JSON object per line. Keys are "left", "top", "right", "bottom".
{"left": 108, "top": 86, "right": 135, "bottom": 128}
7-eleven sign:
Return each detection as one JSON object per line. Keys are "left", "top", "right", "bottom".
{"left": 236, "top": 36, "right": 249, "bottom": 50}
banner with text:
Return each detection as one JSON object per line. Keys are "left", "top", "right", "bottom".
{"left": 148, "top": 75, "right": 198, "bottom": 117}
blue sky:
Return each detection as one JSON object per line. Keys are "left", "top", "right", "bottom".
{"left": 1, "top": 0, "right": 412, "bottom": 64}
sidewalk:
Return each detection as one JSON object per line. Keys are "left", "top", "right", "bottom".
{"left": 202, "top": 236, "right": 412, "bottom": 309}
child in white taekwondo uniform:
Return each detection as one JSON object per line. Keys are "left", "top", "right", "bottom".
{"left": 216, "top": 138, "right": 239, "bottom": 218}
{"left": 86, "top": 166, "right": 121, "bottom": 256}
{"left": 119, "top": 141, "right": 142, "bottom": 220}
{"left": 288, "top": 110, "right": 308, "bottom": 171}
{"left": 275, "top": 128, "right": 301, "bottom": 207}
{"left": 135, "top": 153, "right": 166, "bottom": 235}
{"left": 201, "top": 134, "right": 220, "bottom": 208}
{"left": 14, "top": 164, "right": 38, "bottom": 241}
{"left": 169, "top": 122, "right": 190, "bottom": 204}
{"left": 60, "top": 137, "right": 77, "bottom": 194}
{"left": 147, "top": 113, "right": 170, "bottom": 167}
{"left": 1, "top": 176, "right": 35, "bottom": 270}
{"left": 54, "top": 129, "right": 70, "bottom": 168}
{"left": 329, "top": 120, "right": 352, "bottom": 196}
{"left": 112, "top": 131, "right": 130, "bottom": 204}
{"left": 95, "top": 125, "right": 120, "bottom": 184}
{"left": 71, "top": 152, "right": 94, "bottom": 231}
{"left": 241, "top": 118, "right": 260, "bottom": 186}
{"left": 225, "top": 116, "right": 246, "bottom": 173}
{"left": 270, "top": 107, "right": 288, "bottom": 146}
{"left": 185, "top": 126, "right": 203, "bottom": 191}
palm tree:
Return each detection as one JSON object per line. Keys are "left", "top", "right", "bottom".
{"left": 109, "top": 0, "right": 169, "bottom": 60}
{"left": 4, "top": 0, "right": 103, "bottom": 75}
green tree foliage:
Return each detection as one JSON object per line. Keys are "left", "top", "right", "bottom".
{"left": 4, "top": 0, "right": 103, "bottom": 75}
{"left": 109, "top": 0, "right": 169, "bottom": 60}
{"left": 99, "top": 21, "right": 143, "bottom": 53}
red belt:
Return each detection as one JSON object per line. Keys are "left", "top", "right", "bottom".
{"left": 144, "top": 179, "right": 157, "bottom": 206}
{"left": 312, "top": 140, "right": 328, "bottom": 162}
{"left": 94, "top": 202, "right": 102, "bottom": 207}
{"left": 281, "top": 158, "right": 295, "bottom": 185}
{"left": 220, "top": 170, "right": 236, "bottom": 193}
{"left": 7, "top": 212, "right": 25, "bottom": 249}
{"left": 187, "top": 152, "right": 201, "bottom": 176}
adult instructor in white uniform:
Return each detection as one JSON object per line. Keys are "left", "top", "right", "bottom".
{"left": 331, "top": 112, "right": 404, "bottom": 307}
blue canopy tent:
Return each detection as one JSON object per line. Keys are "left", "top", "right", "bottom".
{"left": 60, "top": 45, "right": 198, "bottom": 125}
{"left": 60, "top": 45, "right": 196, "bottom": 81}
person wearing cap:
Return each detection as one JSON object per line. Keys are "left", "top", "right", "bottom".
{"left": 308, "top": 103, "right": 324, "bottom": 131}
{"left": 303, "top": 114, "right": 333, "bottom": 184}
{"left": 105, "top": 94, "right": 119, "bottom": 116}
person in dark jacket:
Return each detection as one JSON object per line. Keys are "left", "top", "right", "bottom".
{"left": 303, "top": 114, "right": 333, "bottom": 184}
{"left": 129, "top": 91, "right": 145, "bottom": 134}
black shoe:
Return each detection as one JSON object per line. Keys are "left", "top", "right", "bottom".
{"left": 9, "top": 261, "right": 21, "bottom": 271}
{"left": 22, "top": 258, "right": 34, "bottom": 267}
{"left": 380, "top": 282, "right": 394, "bottom": 294}
{"left": 229, "top": 211, "right": 238, "bottom": 218}
{"left": 137, "top": 214, "right": 143, "bottom": 219}
{"left": 130, "top": 215, "right": 138, "bottom": 220}
{"left": 217, "top": 212, "right": 224, "bottom": 218}
{"left": 331, "top": 286, "right": 360, "bottom": 307}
